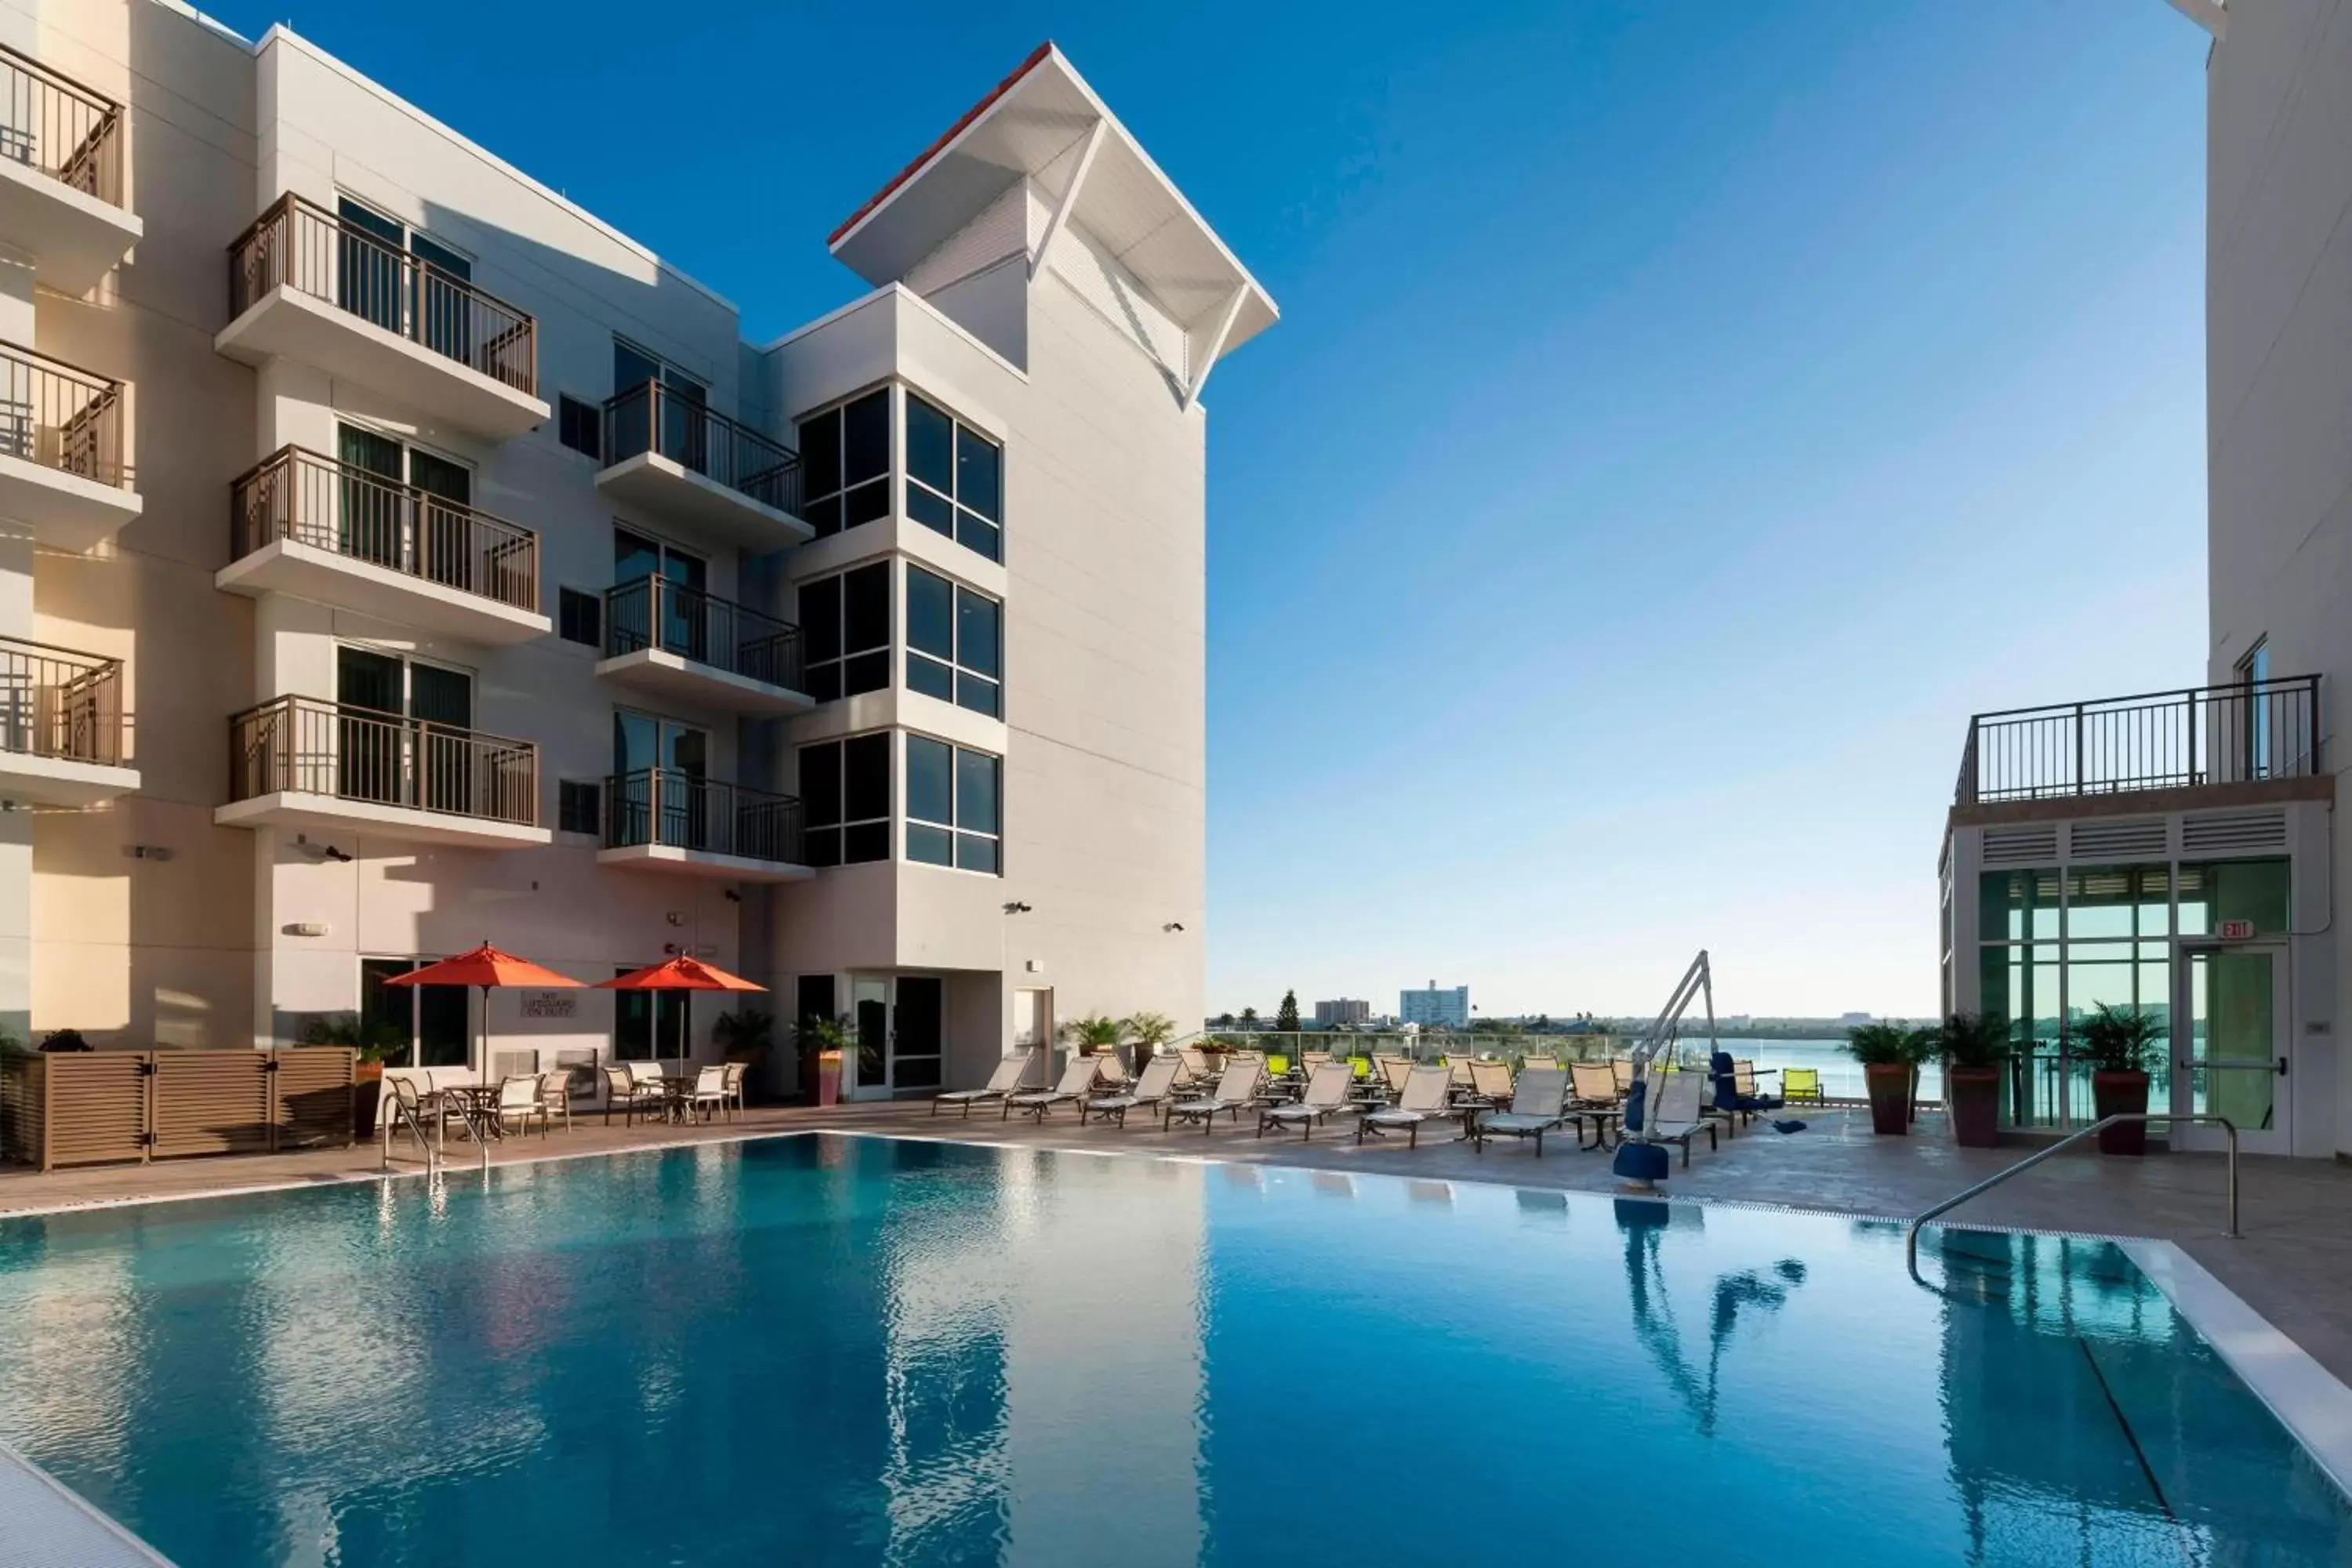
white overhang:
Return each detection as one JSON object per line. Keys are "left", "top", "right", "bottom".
{"left": 828, "top": 43, "right": 1279, "bottom": 370}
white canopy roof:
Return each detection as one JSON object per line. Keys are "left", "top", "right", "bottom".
{"left": 829, "top": 44, "right": 1279, "bottom": 365}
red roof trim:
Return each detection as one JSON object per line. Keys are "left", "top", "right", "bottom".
{"left": 827, "top": 42, "right": 1058, "bottom": 249}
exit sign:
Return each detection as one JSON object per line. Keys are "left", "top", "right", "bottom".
{"left": 2220, "top": 919, "right": 2258, "bottom": 941}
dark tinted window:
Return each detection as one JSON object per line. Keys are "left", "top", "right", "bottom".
{"left": 801, "top": 741, "right": 840, "bottom": 826}
{"left": 906, "top": 394, "right": 953, "bottom": 494}
{"left": 557, "top": 587, "right": 601, "bottom": 648}
{"left": 906, "top": 735, "right": 953, "bottom": 826}
{"left": 843, "top": 563, "right": 889, "bottom": 652}
{"left": 558, "top": 779, "right": 601, "bottom": 836}
{"left": 956, "top": 591, "right": 1000, "bottom": 679}
{"left": 906, "top": 566, "right": 953, "bottom": 659}
{"left": 842, "top": 390, "right": 890, "bottom": 485}
{"left": 557, "top": 394, "right": 601, "bottom": 460}
{"left": 800, "top": 578, "right": 840, "bottom": 662}
{"left": 843, "top": 733, "right": 890, "bottom": 822}
{"left": 956, "top": 426, "right": 1001, "bottom": 522}
{"left": 800, "top": 408, "right": 840, "bottom": 499}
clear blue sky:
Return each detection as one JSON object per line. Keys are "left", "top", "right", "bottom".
{"left": 205, "top": 0, "right": 2212, "bottom": 1020}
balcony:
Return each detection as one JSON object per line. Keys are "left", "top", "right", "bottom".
{"left": 594, "top": 380, "right": 812, "bottom": 549}
{"left": 0, "top": 636, "right": 136, "bottom": 806}
{"left": 595, "top": 576, "right": 811, "bottom": 714}
{"left": 218, "top": 446, "right": 548, "bottom": 644}
{"left": 216, "top": 194, "right": 547, "bottom": 440}
{"left": 0, "top": 45, "right": 140, "bottom": 294}
{"left": 1954, "top": 677, "right": 2325, "bottom": 809}
{"left": 597, "top": 768, "right": 811, "bottom": 882}
{"left": 0, "top": 340, "right": 140, "bottom": 550}
{"left": 216, "top": 695, "right": 549, "bottom": 848}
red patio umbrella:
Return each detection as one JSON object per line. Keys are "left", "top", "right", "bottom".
{"left": 597, "top": 956, "right": 765, "bottom": 1077}
{"left": 384, "top": 942, "right": 583, "bottom": 1076}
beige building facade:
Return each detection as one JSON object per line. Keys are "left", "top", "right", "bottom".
{"left": 0, "top": 6, "right": 1271, "bottom": 1097}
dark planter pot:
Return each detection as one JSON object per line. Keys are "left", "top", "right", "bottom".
{"left": 1947, "top": 1067, "right": 2002, "bottom": 1148}
{"left": 1864, "top": 1063, "right": 1911, "bottom": 1135}
{"left": 799, "top": 1050, "right": 842, "bottom": 1108}
{"left": 2092, "top": 1071, "right": 2151, "bottom": 1155}
{"left": 354, "top": 1063, "right": 383, "bottom": 1139}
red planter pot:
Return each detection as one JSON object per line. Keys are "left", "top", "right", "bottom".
{"left": 354, "top": 1062, "right": 384, "bottom": 1140}
{"left": 2092, "top": 1071, "right": 2151, "bottom": 1155}
{"left": 1947, "top": 1067, "right": 2002, "bottom": 1148}
{"left": 799, "top": 1050, "right": 844, "bottom": 1107}
{"left": 1864, "top": 1062, "right": 1911, "bottom": 1135}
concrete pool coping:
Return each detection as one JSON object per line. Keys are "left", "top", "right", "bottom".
{"left": 4, "top": 1121, "right": 2350, "bottom": 1532}
{"left": 0, "top": 1436, "right": 176, "bottom": 1567}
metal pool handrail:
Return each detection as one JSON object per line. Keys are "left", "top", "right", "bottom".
{"left": 1904, "top": 1112, "right": 2239, "bottom": 1279}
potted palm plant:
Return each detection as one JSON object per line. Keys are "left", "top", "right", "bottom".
{"left": 1059, "top": 1014, "right": 1126, "bottom": 1065}
{"left": 2076, "top": 1003, "right": 2165, "bottom": 1155}
{"left": 1123, "top": 1011, "right": 1176, "bottom": 1072}
{"left": 1940, "top": 1012, "right": 2010, "bottom": 1149}
{"left": 1846, "top": 1022, "right": 1922, "bottom": 1135}
{"left": 797, "top": 1014, "right": 852, "bottom": 1107}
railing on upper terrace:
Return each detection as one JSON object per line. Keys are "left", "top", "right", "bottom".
{"left": 604, "top": 379, "right": 803, "bottom": 517}
{"left": 604, "top": 769, "right": 805, "bottom": 866}
{"left": 604, "top": 576, "right": 802, "bottom": 691}
{"left": 0, "top": 43, "right": 126, "bottom": 207}
{"left": 227, "top": 696, "right": 539, "bottom": 826}
{"left": 1955, "top": 677, "right": 2323, "bottom": 807}
{"left": 0, "top": 338, "right": 129, "bottom": 488}
{"left": 0, "top": 635, "right": 122, "bottom": 765}
{"left": 227, "top": 194, "right": 539, "bottom": 395}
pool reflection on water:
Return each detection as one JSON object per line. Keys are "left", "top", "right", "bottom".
{"left": 0, "top": 1134, "right": 2343, "bottom": 1567}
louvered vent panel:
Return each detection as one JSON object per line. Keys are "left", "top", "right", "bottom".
{"left": 2068, "top": 819, "right": 2167, "bottom": 861}
{"left": 1982, "top": 825, "right": 2059, "bottom": 866}
{"left": 2182, "top": 810, "right": 2288, "bottom": 853}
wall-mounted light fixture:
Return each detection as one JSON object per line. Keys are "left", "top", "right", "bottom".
{"left": 1163, "top": 921, "right": 1185, "bottom": 932}
{"left": 1003, "top": 901, "right": 1033, "bottom": 915}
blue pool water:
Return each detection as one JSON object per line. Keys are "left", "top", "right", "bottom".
{"left": 0, "top": 1134, "right": 2344, "bottom": 1567}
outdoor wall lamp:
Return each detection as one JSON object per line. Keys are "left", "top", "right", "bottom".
{"left": 1004, "top": 901, "right": 1033, "bottom": 914}
{"left": 1163, "top": 921, "right": 1185, "bottom": 932}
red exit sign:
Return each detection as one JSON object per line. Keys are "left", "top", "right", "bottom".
{"left": 2220, "top": 919, "right": 2258, "bottom": 941}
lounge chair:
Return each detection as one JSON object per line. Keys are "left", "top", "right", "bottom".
{"left": 1708, "top": 1051, "right": 1781, "bottom": 1131}
{"left": 1083, "top": 1054, "right": 1182, "bottom": 1126}
{"left": 934, "top": 1051, "right": 1036, "bottom": 1118}
{"left": 1472, "top": 1066, "right": 1568, "bottom": 1156}
{"left": 1091, "top": 1051, "right": 1131, "bottom": 1090}
{"left": 493, "top": 1073, "right": 548, "bottom": 1138}
{"left": 1634, "top": 1071, "right": 1718, "bottom": 1168}
{"left": 1375, "top": 1055, "right": 1415, "bottom": 1098}
{"left": 602, "top": 1064, "right": 664, "bottom": 1127}
{"left": 1564, "top": 1061, "right": 1624, "bottom": 1149}
{"left": 1446, "top": 1056, "right": 1477, "bottom": 1091}
{"left": 1781, "top": 1067, "right": 1824, "bottom": 1105}
{"left": 1610, "top": 1058, "right": 1635, "bottom": 1094}
{"left": 1468, "top": 1059, "right": 1514, "bottom": 1104}
{"left": 1257, "top": 1061, "right": 1359, "bottom": 1141}
{"left": 1164, "top": 1058, "right": 1264, "bottom": 1134}
{"left": 1357, "top": 1065, "right": 1457, "bottom": 1147}
{"left": 1180, "top": 1046, "right": 1214, "bottom": 1083}
{"left": 1519, "top": 1054, "right": 1559, "bottom": 1071}
{"left": 1004, "top": 1057, "right": 1099, "bottom": 1121}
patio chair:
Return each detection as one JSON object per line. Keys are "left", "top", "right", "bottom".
{"left": 684, "top": 1065, "right": 728, "bottom": 1123}
{"left": 1563, "top": 1061, "right": 1625, "bottom": 1149}
{"left": 1004, "top": 1057, "right": 1099, "bottom": 1121}
{"left": 1782, "top": 1067, "right": 1824, "bottom": 1105}
{"left": 1446, "top": 1056, "right": 1477, "bottom": 1091}
{"left": 1301, "top": 1050, "right": 1334, "bottom": 1069}
{"left": 1634, "top": 1071, "right": 1718, "bottom": 1168}
{"left": 602, "top": 1064, "right": 664, "bottom": 1127}
{"left": 1091, "top": 1052, "right": 1131, "bottom": 1090}
{"left": 1164, "top": 1058, "right": 1265, "bottom": 1134}
{"left": 1376, "top": 1055, "right": 1415, "bottom": 1098}
{"left": 1358, "top": 1065, "right": 1457, "bottom": 1147}
{"left": 537, "top": 1069, "right": 573, "bottom": 1133}
{"left": 1519, "top": 1054, "right": 1559, "bottom": 1071}
{"left": 1610, "top": 1058, "right": 1635, "bottom": 1094}
{"left": 1083, "top": 1054, "right": 1183, "bottom": 1127}
{"left": 493, "top": 1073, "right": 548, "bottom": 1138}
{"left": 934, "top": 1051, "right": 1037, "bottom": 1118}
{"left": 1468, "top": 1059, "right": 1514, "bottom": 1104}
{"left": 1472, "top": 1066, "right": 1569, "bottom": 1156}
{"left": 720, "top": 1061, "right": 747, "bottom": 1120}
{"left": 1257, "top": 1061, "right": 1360, "bottom": 1141}
{"left": 1180, "top": 1046, "right": 1214, "bottom": 1083}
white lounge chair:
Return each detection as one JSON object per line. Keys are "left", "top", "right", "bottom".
{"left": 1004, "top": 1057, "right": 1099, "bottom": 1121}
{"left": 684, "top": 1065, "right": 728, "bottom": 1123}
{"left": 1640, "top": 1072, "right": 1719, "bottom": 1167}
{"left": 1358, "top": 1065, "right": 1455, "bottom": 1147}
{"left": 1472, "top": 1066, "right": 1568, "bottom": 1156}
{"left": 1164, "top": 1058, "right": 1263, "bottom": 1134}
{"left": 1083, "top": 1054, "right": 1183, "bottom": 1126}
{"left": 601, "top": 1064, "right": 663, "bottom": 1127}
{"left": 1256, "top": 1061, "right": 1359, "bottom": 1141}
{"left": 934, "top": 1051, "right": 1036, "bottom": 1118}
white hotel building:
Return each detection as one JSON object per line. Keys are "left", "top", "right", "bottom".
{"left": 1941, "top": 0, "right": 2348, "bottom": 1161}
{"left": 0, "top": 5, "right": 1273, "bottom": 1097}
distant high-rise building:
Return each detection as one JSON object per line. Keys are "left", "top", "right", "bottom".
{"left": 1313, "top": 999, "right": 1370, "bottom": 1028}
{"left": 1399, "top": 982, "right": 1470, "bottom": 1029}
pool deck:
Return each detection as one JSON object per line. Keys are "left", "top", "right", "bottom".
{"left": 4, "top": 1099, "right": 2349, "bottom": 1387}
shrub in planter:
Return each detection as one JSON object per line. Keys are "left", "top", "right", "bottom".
{"left": 1846, "top": 1023, "right": 1931, "bottom": 1135}
{"left": 2075, "top": 1004, "right": 2165, "bottom": 1156}
{"left": 1940, "top": 1012, "right": 2011, "bottom": 1149}
{"left": 797, "top": 1014, "right": 853, "bottom": 1107}
{"left": 1123, "top": 1011, "right": 1177, "bottom": 1072}
{"left": 299, "top": 1012, "right": 407, "bottom": 1138}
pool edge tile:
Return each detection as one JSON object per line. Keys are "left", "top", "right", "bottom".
{"left": 0, "top": 1436, "right": 177, "bottom": 1566}
{"left": 2122, "top": 1237, "right": 2352, "bottom": 1502}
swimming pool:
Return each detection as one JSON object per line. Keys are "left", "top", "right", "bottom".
{"left": 0, "top": 1134, "right": 2343, "bottom": 1566}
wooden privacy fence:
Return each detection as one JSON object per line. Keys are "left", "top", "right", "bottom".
{"left": 0, "top": 1047, "right": 355, "bottom": 1171}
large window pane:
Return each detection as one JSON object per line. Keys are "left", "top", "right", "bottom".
{"left": 800, "top": 408, "right": 840, "bottom": 499}
{"left": 956, "top": 750, "right": 1000, "bottom": 834}
{"left": 1979, "top": 869, "right": 2057, "bottom": 942}
{"left": 800, "top": 578, "right": 840, "bottom": 662}
{"left": 906, "top": 735, "right": 953, "bottom": 826}
{"left": 906, "top": 481, "right": 953, "bottom": 535}
{"left": 907, "top": 566, "right": 953, "bottom": 659}
{"left": 908, "top": 656, "right": 953, "bottom": 702}
{"left": 842, "top": 390, "right": 891, "bottom": 486}
{"left": 959, "top": 512, "right": 1001, "bottom": 563}
{"left": 907, "top": 822, "right": 953, "bottom": 866}
{"left": 843, "top": 822, "right": 890, "bottom": 863}
{"left": 956, "top": 426, "right": 1001, "bottom": 521}
{"left": 800, "top": 742, "right": 840, "bottom": 827}
{"left": 844, "top": 563, "right": 890, "bottom": 652}
{"left": 844, "top": 734, "right": 891, "bottom": 822}
{"left": 2067, "top": 864, "right": 2169, "bottom": 942}
{"left": 956, "top": 672, "right": 1000, "bottom": 717}
{"left": 842, "top": 477, "right": 891, "bottom": 528}
{"left": 906, "top": 394, "right": 953, "bottom": 495}
{"left": 957, "top": 590, "right": 1000, "bottom": 677}
{"left": 2178, "top": 858, "right": 2290, "bottom": 936}
{"left": 957, "top": 833, "right": 999, "bottom": 874}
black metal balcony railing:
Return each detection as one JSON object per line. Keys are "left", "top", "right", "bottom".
{"left": 228, "top": 696, "right": 539, "bottom": 826}
{"left": 0, "top": 339, "right": 129, "bottom": 488}
{"left": 1955, "top": 677, "right": 2323, "bottom": 806}
{"left": 604, "top": 576, "right": 804, "bottom": 692}
{"left": 604, "top": 769, "right": 804, "bottom": 865}
{"left": 0, "top": 635, "right": 122, "bottom": 766}
{"left": 230, "top": 446, "right": 540, "bottom": 613}
{"left": 0, "top": 44, "right": 125, "bottom": 207}
{"left": 604, "top": 379, "right": 803, "bottom": 518}
{"left": 227, "top": 194, "right": 538, "bottom": 395}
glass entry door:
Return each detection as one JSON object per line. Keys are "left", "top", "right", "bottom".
{"left": 840, "top": 975, "right": 946, "bottom": 1099}
{"left": 847, "top": 977, "right": 889, "bottom": 1101}
{"left": 2172, "top": 943, "right": 2291, "bottom": 1153}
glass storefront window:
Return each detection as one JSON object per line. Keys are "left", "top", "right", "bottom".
{"left": 2177, "top": 858, "right": 2289, "bottom": 937}
{"left": 1979, "top": 869, "right": 2058, "bottom": 942}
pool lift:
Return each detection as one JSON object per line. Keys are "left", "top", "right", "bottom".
{"left": 1612, "top": 949, "right": 1719, "bottom": 1192}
